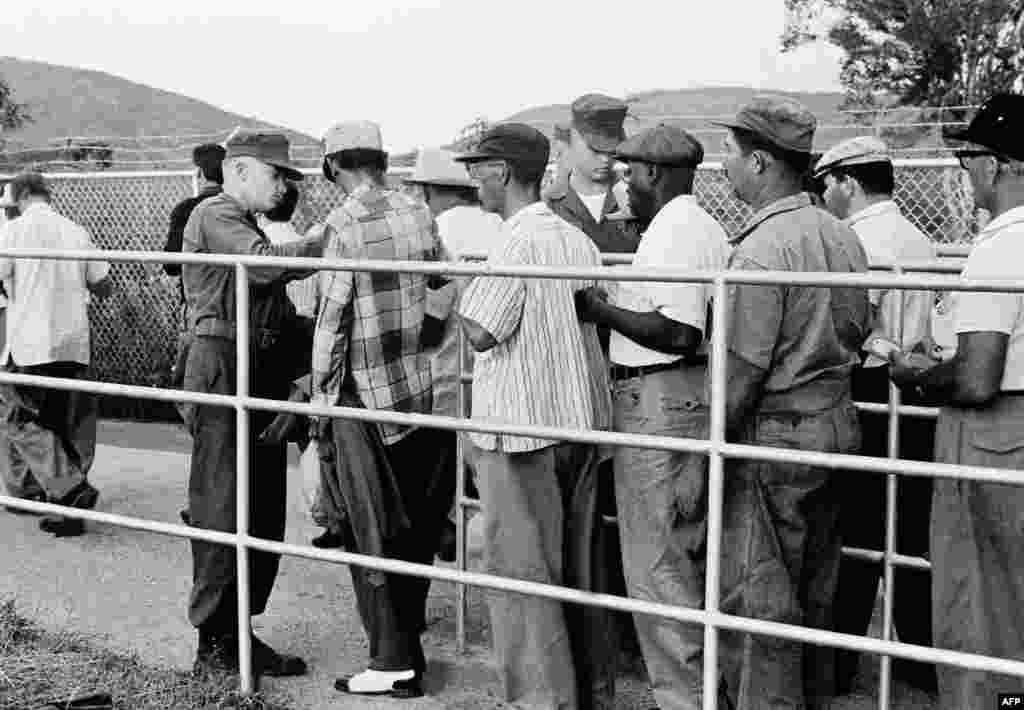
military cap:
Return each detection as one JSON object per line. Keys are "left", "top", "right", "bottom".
{"left": 455, "top": 123, "right": 550, "bottom": 170}
{"left": 613, "top": 124, "right": 704, "bottom": 167}
{"left": 559, "top": 93, "right": 629, "bottom": 153}
{"left": 713, "top": 95, "right": 817, "bottom": 153}
{"left": 946, "top": 93, "right": 1024, "bottom": 162}
{"left": 813, "top": 136, "right": 891, "bottom": 178}
{"left": 224, "top": 128, "right": 304, "bottom": 180}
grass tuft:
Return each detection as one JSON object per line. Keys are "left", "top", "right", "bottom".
{"left": 0, "top": 599, "right": 288, "bottom": 710}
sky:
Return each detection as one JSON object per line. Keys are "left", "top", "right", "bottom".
{"left": 0, "top": 0, "right": 844, "bottom": 152}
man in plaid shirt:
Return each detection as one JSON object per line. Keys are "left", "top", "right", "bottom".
{"left": 312, "top": 120, "right": 456, "bottom": 700}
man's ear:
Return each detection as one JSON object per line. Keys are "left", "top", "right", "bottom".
{"left": 647, "top": 163, "right": 663, "bottom": 186}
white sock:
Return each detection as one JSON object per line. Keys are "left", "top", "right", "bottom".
{"left": 345, "top": 668, "right": 415, "bottom": 693}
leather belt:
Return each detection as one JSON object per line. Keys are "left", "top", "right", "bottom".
{"left": 610, "top": 361, "right": 681, "bottom": 381}
{"left": 193, "top": 318, "right": 280, "bottom": 350}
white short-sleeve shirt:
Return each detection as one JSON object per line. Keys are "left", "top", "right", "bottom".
{"left": 954, "top": 205, "right": 1024, "bottom": 391}
{"left": 846, "top": 200, "right": 937, "bottom": 367}
{"left": 0, "top": 203, "right": 110, "bottom": 367}
{"left": 609, "top": 194, "right": 730, "bottom": 366}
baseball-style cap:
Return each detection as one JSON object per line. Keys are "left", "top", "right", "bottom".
{"left": 945, "top": 93, "right": 1024, "bottom": 162}
{"left": 559, "top": 93, "right": 629, "bottom": 153}
{"left": 403, "top": 148, "right": 475, "bottom": 189}
{"left": 322, "top": 121, "right": 384, "bottom": 156}
{"left": 454, "top": 123, "right": 550, "bottom": 169}
{"left": 224, "top": 129, "right": 304, "bottom": 181}
{"left": 613, "top": 124, "right": 704, "bottom": 167}
{"left": 713, "top": 95, "right": 817, "bottom": 153}
{"left": 813, "top": 136, "right": 891, "bottom": 178}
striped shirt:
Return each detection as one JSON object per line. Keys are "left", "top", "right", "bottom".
{"left": 311, "top": 183, "right": 439, "bottom": 445}
{"left": 459, "top": 202, "right": 611, "bottom": 453}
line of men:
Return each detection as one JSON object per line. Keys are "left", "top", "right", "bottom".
{"left": 3, "top": 90, "right": 1023, "bottom": 710}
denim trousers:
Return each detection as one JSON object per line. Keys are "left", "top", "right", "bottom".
{"left": 719, "top": 398, "right": 860, "bottom": 710}
{"left": 613, "top": 365, "right": 709, "bottom": 710}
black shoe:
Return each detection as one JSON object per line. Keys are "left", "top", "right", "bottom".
{"left": 311, "top": 530, "right": 344, "bottom": 549}
{"left": 391, "top": 674, "right": 424, "bottom": 699}
{"left": 251, "top": 635, "right": 307, "bottom": 677}
{"left": 39, "top": 516, "right": 86, "bottom": 537}
{"left": 59, "top": 482, "right": 100, "bottom": 511}
{"left": 436, "top": 520, "right": 457, "bottom": 563}
{"left": 5, "top": 492, "right": 46, "bottom": 515}
{"left": 180, "top": 510, "right": 192, "bottom": 526}
{"left": 39, "top": 483, "right": 99, "bottom": 537}
{"left": 194, "top": 631, "right": 241, "bottom": 676}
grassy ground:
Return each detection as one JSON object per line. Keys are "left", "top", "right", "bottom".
{"left": 0, "top": 600, "right": 288, "bottom": 710}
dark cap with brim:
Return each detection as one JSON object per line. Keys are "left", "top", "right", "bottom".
{"left": 555, "top": 93, "right": 628, "bottom": 153}
{"left": 613, "top": 124, "right": 704, "bottom": 167}
{"left": 224, "top": 129, "right": 304, "bottom": 181}
{"left": 454, "top": 123, "right": 550, "bottom": 168}
{"left": 945, "top": 93, "right": 1024, "bottom": 162}
{"left": 712, "top": 95, "right": 817, "bottom": 154}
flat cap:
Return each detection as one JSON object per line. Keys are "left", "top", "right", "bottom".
{"left": 224, "top": 128, "right": 304, "bottom": 180}
{"left": 322, "top": 121, "right": 384, "bottom": 155}
{"left": 946, "top": 92, "right": 1024, "bottom": 162}
{"left": 559, "top": 93, "right": 629, "bottom": 153}
{"left": 613, "top": 124, "right": 704, "bottom": 167}
{"left": 813, "top": 136, "right": 890, "bottom": 178}
{"left": 713, "top": 95, "right": 817, "bottom": 153}
{"left": 454, "top": 123, "right": 550, "bottom": 169}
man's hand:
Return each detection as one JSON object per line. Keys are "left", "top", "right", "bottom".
{"left": 889, "top": 351, "right": 935, "bottom": 391}
{"left": 574, "top": 285, "right": 608, "bottom": 324}
{"left": 258, "top": 384, "right": 310, "bottom": 447}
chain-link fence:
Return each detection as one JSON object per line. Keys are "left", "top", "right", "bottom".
{"left": 0, "top": 160, "right": 976, "bottom": 398}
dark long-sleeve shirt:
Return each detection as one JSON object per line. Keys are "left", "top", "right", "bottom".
{"left": 182, "top": 192, "right": 320, "bottom": 338}
{"left": 164, "top": 185, "right": 222, "bottom": 277}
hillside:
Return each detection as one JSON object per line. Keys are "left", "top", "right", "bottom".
{"left": 506, "top": 87, "right": 954, "bottom": 157}
{"left": 0, "top": 57, "right": 319, "bottom": 169}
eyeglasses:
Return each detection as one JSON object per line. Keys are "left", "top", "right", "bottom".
{"left": 466, "top": 160, "right": 507, "bottom": 181}
{"left": 955, "top": 149, "right": 1008, "bottom": 169}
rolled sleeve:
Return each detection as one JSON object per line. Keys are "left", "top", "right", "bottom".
{"left": 727, "top": 256, "right": 781, "bottom": 370}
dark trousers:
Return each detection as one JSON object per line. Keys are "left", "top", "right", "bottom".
{"left": 341, "top": 426, "right": 456, "bottom": 671}
{"left": 0, "top": 360, "right": 96, "bottom": 501}
{"left": 183, "top": 336, "right": 289, "bottom": 634}
{"left": 833, "top": 366, "right": 934, "bottom": 688}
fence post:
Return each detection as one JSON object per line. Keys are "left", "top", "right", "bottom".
{"left": 456, "top": 318, "right": 469, "bottom": 654}
{"left": 877, "top": 267, "right": 905, "bottom": 710}
{"left": 235, "top": 263, "right": 255, "bottom": 694}
{"left": 703, "top": 276, "right": 729, "bottom": 710}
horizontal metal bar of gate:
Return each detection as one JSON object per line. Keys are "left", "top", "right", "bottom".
{"left": 0, "top": 490, "right": 1016, "bottom": 679}
{"left": 1, "top": 246, "right": 1016, "bottom": 710}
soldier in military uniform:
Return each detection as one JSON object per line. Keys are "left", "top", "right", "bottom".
{"left": 181, "top": 129, "right": 324, "bottom": 680}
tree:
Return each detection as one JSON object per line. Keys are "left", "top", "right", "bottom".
{"left": 0, "top": 74, "right": 32, "bottom": 135}
{"left": 783, "top": 0, "right": 1024, "bottom": 109}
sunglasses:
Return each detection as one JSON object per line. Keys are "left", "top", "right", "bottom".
{"left": 466, "top": 160, "right": 507, "bottom": 181}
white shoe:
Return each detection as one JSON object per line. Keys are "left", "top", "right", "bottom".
{"left": 336, "top": 668, "right": 415, "bottom": 695}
